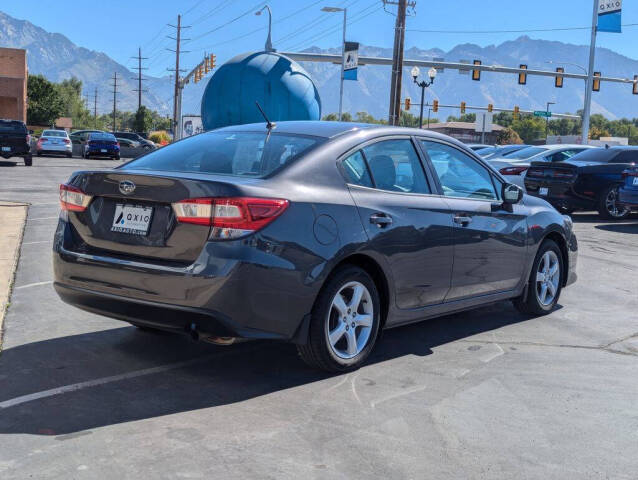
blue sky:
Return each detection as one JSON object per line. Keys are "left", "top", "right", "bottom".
{"left": 3, "top": 0, "right": 638, "bottom": 77}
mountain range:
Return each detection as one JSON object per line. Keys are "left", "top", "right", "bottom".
{"left": 2, "top": 10, "right": 638, "bottom": 121}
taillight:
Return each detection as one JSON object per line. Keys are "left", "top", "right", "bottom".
{"left": 116, "top": 142, "right": 120, "bottom": 148}
{"left": 88, "top": 140, "right": 97, "bottom": 146}
{"left": 39, "top": 137, "right": 47, "bottom": 143}
{"left": 621, "top": 168, "right": 638, "bottom": 179}
{"left": 499, "top": 165, "right": 529, "bottom": 176}
{"left": 527, "top": 168, "right": 545, "bottom": 177}
{"left": 552, "top": 170, "right": 574, "bottom": 179}
{"left": 172, "top": 197, "right": 289, "bottom": 239}
{"left": 64, "top": 138, "right": 70, "bottom": 144}
{"left": 59, "top": 184, "right": 93, "bottom": 212}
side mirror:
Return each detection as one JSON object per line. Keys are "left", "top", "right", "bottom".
{"left": 502, "top": 183, "right": 523, "bottom": 204}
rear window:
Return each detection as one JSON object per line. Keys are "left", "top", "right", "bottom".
{"left": 90, "top": 133, "right": 116, "bottom": 141}
{"left": 0, "top": 121, "right": 26, "bottom": 133}
{"left": 121, "top": 131, "right": 321, "bottom": 177}
{"left": 568, "top": 148, "right": 616, "bottom": 163}
{"left": 505, "top": 146, "right": 548, "bottom": 159}
{"left": 42, "top": 130, "right": 67, "bottom": 137}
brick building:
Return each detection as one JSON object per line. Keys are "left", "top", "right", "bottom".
{"left": 0, "top": 48, "right": 27, "bottom": 122}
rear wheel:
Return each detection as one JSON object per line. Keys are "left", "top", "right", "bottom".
{"left": 514, "top": 239, "right": 563, "bottom": 315}
{"left": 598, "top": 185, "right": 630, "bottom": 220}
{"left": 24, "top": 155, "right": 32, "bottom": 166}
{"left": 297, "top": 266, "right": 381, "bottom": 372}
{"left": 66, "top": 152, "right": 72, "bottom": 158}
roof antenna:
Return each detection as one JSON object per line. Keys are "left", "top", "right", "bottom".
{"left": 255, "top": 101, "right": 276, "bottom": 130}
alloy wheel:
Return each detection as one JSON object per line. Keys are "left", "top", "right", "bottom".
{"left": 606, "top": 187, "right": 629, "bottom": 218}
{"left": 325, "top": 281, "right": 374, "bottom": 360}
{"left": 536, "top": 250, "right": 560, "bottom": 306}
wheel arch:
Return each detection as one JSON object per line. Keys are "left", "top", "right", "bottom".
{"left": 542, "top": 230, "right": 569, "bottom": 287}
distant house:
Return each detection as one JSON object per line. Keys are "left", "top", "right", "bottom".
{"left": 424, "top": 121, "right": 505, "bottom": 145}
{"left": 0, "top": 47, "right": 27, "bottom": 122}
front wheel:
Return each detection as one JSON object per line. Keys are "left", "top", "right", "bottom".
{"left": 514, "top": 239, "right": 563, "bottom": 316}
{"left": 598, "top": 185, "right": 630, "bottom": 220}
{"left": 297, "top": 266, "right": 381, "bottom": 372}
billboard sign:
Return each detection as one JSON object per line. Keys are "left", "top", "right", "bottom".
{"left": 598, "top": 0, "right": 622, "bottom": 33}
{"left": 182, "top": 115, "right": 203, "bottom": 137}
{"left": 343, "top": 42, "right": 359, "bottom": 81}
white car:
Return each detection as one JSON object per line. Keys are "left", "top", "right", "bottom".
{"left": 488, "top": 144, "right": 596, "bottom": 189}
{"left": 35, "top": 129, "right": 73, "bottom": 157}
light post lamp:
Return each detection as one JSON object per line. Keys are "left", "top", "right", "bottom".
{"left": 546, "top": 60, "right": 587, "bottom": 76}
{"left": 321, "top": 6, "right": 347, "bottom": 120}
{"left": 411, "top": 66, "right": 436, "bottom": 129}
{"left": 255, "top": 5, "right": 273, "bottom": 52}
{"left": 546, "top": 101, "right": 556, "bottom": 141}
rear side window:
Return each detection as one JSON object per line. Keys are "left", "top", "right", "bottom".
{"left": 362, "top": 139, "right": 430, "bottom": 194}
{"left": 122, "top": 131, "right": 320, "bottom": 177}
{"left": 611, "top": 150, "right": 638, "bottom": 163}
{"left": 342, "top": 151, "right": 373, "bottom": 187}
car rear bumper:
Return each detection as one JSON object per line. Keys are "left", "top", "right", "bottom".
{"left": 1, "top": 145, "right": 30, "bottom": 158}
{"left": 53, "top": 218, "right": 318, "bottom": 342}
{"left": 38, "top": 144, "right": 72, "bottom": 153}
{"left": 525, "top": 179, "right": 595, "bottom": 211}
{"left": 87, "top": 147, "right": 119, "bottom": 156}
{"left": 618, "top": 187, "right": 638, "bottom": 208}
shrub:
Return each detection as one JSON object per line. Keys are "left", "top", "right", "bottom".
{"left": 148, "top": 130, "right": 171, "bottom": 145}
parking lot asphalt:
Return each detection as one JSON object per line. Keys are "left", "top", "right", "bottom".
{"left": 0, "top": 156, "right": 637, "bottom": 479}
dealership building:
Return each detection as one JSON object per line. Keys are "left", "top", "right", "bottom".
{"left": 0, "top": 47, "right": 27, "bottom": 123}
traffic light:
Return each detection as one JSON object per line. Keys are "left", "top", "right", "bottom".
{"left": 555, "top": 67, "right": 564, "bottom": 88}
{"left": 633, "top": 75, "right": 638, "bottom": 95}
{"left": 210, "top": 53, "right": 216, "bottom": 69}
{"left": 593, "top": 71, "right": 601, "bottom": 92}
{"left": 432, "top": 100, "right": 439, "bottom": 113}
{"left": 204, "top": 57, "right": 210, "bottom": 74}
{"left": 194, "top": 69, "right": 200, "bottom": 83}
{"left": 487, "top": 103, "right": 493, "bottom": 113}
{"left": 405, "top": 97, "right": 411, "bottom": 111}
{"left": 460, "top": 101, "right": 466, "bottom": 114}
{"left": 513, "top": 105, "right": 520, "bottom": 119}
{"left": 518, "top": 64, "right": 527, "bottom": 85}
{"left": 472, "top": 60, "right": 481, "bottom": 81}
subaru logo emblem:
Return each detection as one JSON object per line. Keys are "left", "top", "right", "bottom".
{"left": 119, "top": 180, "right": 136, "bottom": 195}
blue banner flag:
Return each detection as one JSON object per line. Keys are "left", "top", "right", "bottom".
{"left": 343, "top": 41, "right": 359, "bottom": 81}
{"left": 598, "top": 0, "right": 622, "bottom": 33}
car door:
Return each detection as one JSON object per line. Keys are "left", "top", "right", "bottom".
{"left": 341, "top": 137, "right": 455, "bottom": 310}
{"left": 418, "top": 139, "right": 528, "bottom": 301}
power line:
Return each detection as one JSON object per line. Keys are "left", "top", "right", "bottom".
{"left": 131, "top": 47, "right": 149, "bottom": 111}
{"left": 407, "top": 23, "right": 638, "bottom": 35}
{"left": 188, "top": 0, "right": 266, "bottom": 42}
{"left": 190, "top": 0, "right": 238, "bottom": 27}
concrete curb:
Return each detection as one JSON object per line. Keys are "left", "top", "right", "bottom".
{"left": 0, "top": 201, "right": 28, "bottom": 351}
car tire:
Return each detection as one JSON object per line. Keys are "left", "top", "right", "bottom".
{"left": 597, "top": 185, "right": 630, "bottom": 220}
{"left": 513, "top": 239, "right": 563, "bottom": 316}
{"left": 66, "top": 152, "right": 72, "bottom": 158}
{"left": 114, "top": 155, "right": 120, "bottom": 160}
{"left": 24, "top": 155, "right": 32, "bottom": 167}
{"left": 297, "top": 265, "right": 381, "bottom": 372}
{"left": 36, "top": 150, "right": 41, "bottom": 157}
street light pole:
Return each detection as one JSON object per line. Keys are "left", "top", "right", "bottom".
{"left": 255, "top": 5, "right": 274, "bottom": 52}
{"left": 582, "top": 0, "right": 599, "bottom": 145}
{"left": 411, "top": 66, "right": 437, "bottom": 129}
{"left": 321, "top": 6, "right": 347, "bottom": 121}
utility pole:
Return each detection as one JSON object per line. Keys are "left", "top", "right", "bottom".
{"left": 386, "top": 0, "right": 410, "bottom": 125}
{"left": 111, "top": 72, "right": 118, "bottom": 132}
{"left": 93, "top": 88, "right": 98, "bottom": 128}
{"left": 168, "top": 15, "right": 190, "bottom": 139}
{"left": 582, "top": 0, "right": 599, "bottom": 145}
{"left": 131, "top": 47, "right": 148, "bottom": 112}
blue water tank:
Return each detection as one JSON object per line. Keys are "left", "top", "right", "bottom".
{"left": 201, "top": 51, "right": 321, "bottom": 130}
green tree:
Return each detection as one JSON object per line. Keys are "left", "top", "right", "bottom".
{"left": 27, "top": 75, "right": 64, "bottom": 125}
{"left": 446, "top": 113, "right": 476, "bottom": 123}
{"left": 496, "top": 127, "right": 523, "bottom": 145}
{"left": 56, "top": 77, "right": 92, "bottom": 129}
{"left": 133, "top": 106, "right": 153, "bottom": 132}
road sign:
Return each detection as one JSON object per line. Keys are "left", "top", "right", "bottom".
{"left": 534, "top": 110, "right": 552, "bottom": 118}
{"left": 475, "top": 112, "right": 493, "bottom": 132}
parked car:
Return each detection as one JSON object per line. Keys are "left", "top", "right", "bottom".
{"left": 54, "top": 121, "right": 578, "bottom": 372}
{"left": 114, "top": 131, "right": 156, "bottom": 150}
{"left": 524, "top": 146, "right": 638, "bottom": 219}
{"left": 0, "top": 119, "right": 32, "bottom": 166}
{"left": 475, "top": 144, "right": 530, "bottom": 159}
{"left": 36, "top": 129, "right": 72, "bottom": 157}
{"left": 81, "top": 132, "right": 120, "bottom": 159}
{"left": 489, "top": 144, "right": 595, "bottom": 188}
{"left": 70, "top": 130, "right": 103, "bottom": 145}
{"left": 618, "top": 165, "right": 638, "bottom": 210}
{"left": 115, "top": 137, "right": 141, "bottom": 148}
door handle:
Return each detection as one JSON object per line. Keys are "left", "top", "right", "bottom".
{"left": 453, "top": 215, "right": 472, "bottom": 226}
{"left": 370, "top": 213, "right": 392, "bottom": 228}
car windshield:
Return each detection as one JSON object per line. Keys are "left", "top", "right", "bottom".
{"left": 42, "top": 130, "right": 67, "bottom": 137}
{"left": 121, "top": 131, "right": 321, "bottom": 177}
{"left": 90, "top": 133, "right": 116, "bottom": 141}
{"left": 505, "top": 146, "right": 548, "bottom": 159}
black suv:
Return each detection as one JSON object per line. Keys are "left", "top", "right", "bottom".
{"left": 113, "top": 131, "right": 155, "bottom": 150}
{"left": 0, "top": 119, "right": 32, "bottom": 166}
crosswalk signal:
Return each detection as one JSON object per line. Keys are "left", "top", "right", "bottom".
{"left": 518, "top": 64, "right": 527, "bottom": 85}
{"left": 472, "top": 60, "right": 481, "bottom": 81}
{"left": 555, "top": 67, "right": 564, "bottom": 88}
{"left": 633, "top": 75, "right": 638, "bottom": 95}
{"left": 405, "top": 97, "right": 411, "bottom": 111}
{"left": 487, "top": 103, "right": 493, "bottom": 113}
{"left": 433, "top": 100, "right": 439, "bottom": 113}
{"left": 593, "top": 72, "right": 601, "bottom": 92}
{"left": 460, "top": 101, "right": 466, "bottom": 114}
{"left": 513, "top": 105, "right": 520, "bottom": 119}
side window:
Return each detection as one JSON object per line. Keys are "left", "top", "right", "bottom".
{"left": 341, "top": 151, "right": 373, "bottom": 187}
{"left": 611, "top": 151, "right": 638, "bottom": 163}
{"left": 362, "top": 139, "right": 430, "bottom": 194}
{"left": 420, "top": 140, "right": 498, "bottom": 200}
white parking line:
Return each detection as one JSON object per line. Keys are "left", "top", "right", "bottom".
{"left": 22, "top": 240, "right": 51, "bottom": 245}
{"left": 28, "top": 216, "right": 59, "bottom": 221}
{"left": 0, "top": 347, "right": 257, "bottom": 410}
{"left": 14, "top": 281, "right": 53, "bottom": 290}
